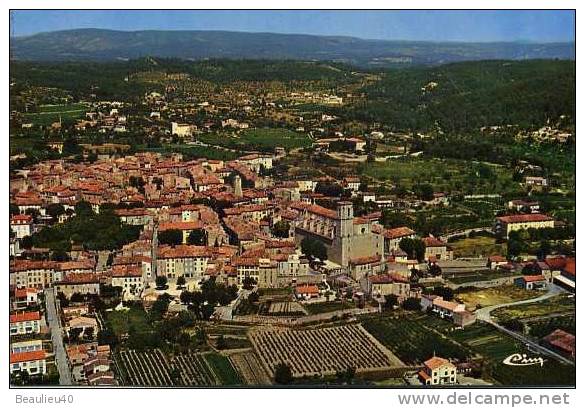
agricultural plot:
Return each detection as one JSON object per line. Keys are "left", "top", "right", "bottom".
{"left": 265, "top": 301, "right": 307, "bottom": 316}
{"left": 303, "top": 301, "right": 352, "bottom": 315}
{"left": 229, "top": 351, "right": 272, "bottom": 385}
{"left": 22, "top": 103, "right": 87, "bottom": 126}
{"left": 250, "top": 324, "right": 404, "bottom": 378}
{"left": 118, "top": 349, "right": 174, "bottom": 386}
{"left": 203, "top": 353, "right": 243, "bottom": 385}
{"left": 172, "top": 352, "right": 217, "bottom": 386}
{"left": 446, "top": 323, "right": 575, "bottom": 386}
{"left": 456, "top": 286, "right": 541, "bottom": 311}
{"left": 491, "top": 295, "right": 575, "bottom": 321}
{"left": 449, "top": 236, "right": 507, "bottom": 258}
{"left": 199, "top": 128, "right": 311, "bottom": 152}
{"left": 117, "top": 349, "right": 241, "bottom": 386}
{"left": 361, "top": 314, "right": 471, "bottom": 365}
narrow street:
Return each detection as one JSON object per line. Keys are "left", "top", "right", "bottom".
{"left": 475, "top": 285, "right": 574, "bottom": 366}
{"left": 45, "top": 288, "right": 73, "bottom": 385}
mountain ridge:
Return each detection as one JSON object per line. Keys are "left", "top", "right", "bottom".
{"left": 10, "top": 28, "right": 576, "bottom": 67}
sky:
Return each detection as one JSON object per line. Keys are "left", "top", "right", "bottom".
{"left": 11, "top": 10, "right": 575, "bottom": 43}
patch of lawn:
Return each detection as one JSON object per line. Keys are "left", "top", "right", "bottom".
{"left": 455, "top": 285, "right": 540, "bottom": 311}
{"left": 204, "top": 352, "right": 243, "bottom": 386}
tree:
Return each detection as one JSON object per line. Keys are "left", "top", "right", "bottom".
{"left": 402, "top": 297, "right": 422, "bottom": 311}
{"left": 399, "top": 238, "right": 425, "bottom": 262}
{"left": 502, "top": 319, "right": 525, "bottom": 332}
{"left": 242, "top": 276, "right": 256, "bottom": 290}
{"left": 46, "top": 203, "right": 65, "bottom": 221}
{"left": 274, "top": 363, "right": 293, "bottom": 385}
{"left": 187, "top": 229, "right": 207, "bottom": 245}
{"left": 74, "top": 201, "right": 94, "bottom": 218}
{"left": 300, "top": 237, "right": 328, "bottom": 261}
{"left": 216, "top": 335, "right": 227, "bottom": 350}
{"left": 433, "top": 286, "right": 454, "bottom": 301}
{"left": 413, "top": 183, "right": 434, "bottom": 201}
{"left": 428, "top": 263, "right": 443, "bottom": 277}
{"left": 68, "top": 327, "right": 83, "bottom": 342}
{"left": 84, "top": 326, "right": 95, "bottom": 340}
{"left": 271, "top": 220, "right": 291, "bottom": 238}
{"left": 158, "top": 229, "right": 183, "bottom": 246}
{"left": 381, "top": 210, "right": 410, "bottom": 229}
{"left": 176, "top": 276, "right": 186, "bottom": 288}
{"left": 384, "top": 294, "right": 398, "bottom": 310}
{"left": 155, "top": 276, "right": 168, "bottom": 289}
{"left": 51, "top": 250, "right": 70, "bottom": 262}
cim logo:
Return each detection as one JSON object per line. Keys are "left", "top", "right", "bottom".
{"left": 502, "top": 353, "right": 546, "bottom": 367}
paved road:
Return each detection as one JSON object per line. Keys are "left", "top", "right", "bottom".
{"left": 45, "top": 288, "right": 73, "bottom": 385}
{"left": 475, "top": 285, "right": 574, "bottom": 366}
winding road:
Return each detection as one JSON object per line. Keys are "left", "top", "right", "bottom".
{"left": 475, "top": 285, "right": 574, "bottom": 366}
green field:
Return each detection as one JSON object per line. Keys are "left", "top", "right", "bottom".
{"left": 105, "top": 305, "right": 151, "bottom": 336}
{"left": 199, "top": 128, "right": 311, "bottom": 152}
{"left": 448, "top": 323, "right": 574, "bottom": 386}
{"left": 22, "top": 103, "right": 87, "bottom": 126}
{"left": 449, "top": 236, "right": 507, "bottom": 258}
{"left": 304, "top": 301, "right": 352, "bottom": 315}
{"left": 360, "top": 157, "right": 519, "bottom": 196}
{"left": 140, "top": 143, "right": 239, "bottom": 161}
{"left": 361, "top": 313, "right": 470, "bottom": 365}
{"left": 492, "top": 295, "right": 575, "bottom": 321}
{"left": 203, "top": 353, "right": 243, "bottom": 386}
{"left": 445, "top": 270, "right": 514, "bottom": 285}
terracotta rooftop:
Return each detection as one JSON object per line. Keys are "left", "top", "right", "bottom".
{"left": 497, "top": 214, "right": 554, "bottom": 224}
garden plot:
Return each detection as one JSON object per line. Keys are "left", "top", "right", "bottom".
{"left": 266, "top": 301, "right": 307, "bottom": 316}
{"left": 250, "top": 324, "right": 403, "bottom": 378}
{"left": 118, "top": 349, "right": 174, "bottom": 386}
{"left": 229, "top": 351, "right": 272, "bottom": 385}
{"left": 118, "top": 349, "right": 226, "bottom": 386}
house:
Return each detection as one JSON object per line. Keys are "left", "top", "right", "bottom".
{"left": 362, "top": 272, "right": 410, "bottom": 301}
{"left": 11, "top": 339, "right": 43, "bottom": 354}
{"left": 553, "top": 258, "right": 575, "bottom": 293}
{"left": 10, "top": 311, "right": 42, "bottom": 336}
{"left": 524, "top": 176, "right": 548, "bottom": 188}
{"left": 10, "top": 350, "right": 47, "bottom": 376}
{"left": 508, "top": 199, "right": 540, "bottom": 213}
{"left": 452, "top": 311, "right": 476, "bottom": 327}
{"left": 12, "top": 287, "right": 40, "bottom": 310}
{"left": 494, "top": 214, "right": 555, "bottom": 239}
{"left": 380, "top": 226, "right": 416, "bottom": 255}
{"left": 111, "top": 264, "right": 145, "bottom": 298}
{"left": 66, "top": 316, "right": 99, "bottom": 340}
{"left": 418, "top": 356, "right": 457, "bottom": 385}
{"left": 171, "top": 122, "right": 193, "bottom": 137}
{"left": 421, "top": 295, "right": 466, "bottom": 320}
{"left": 487, "top": 255, "right": 508, "bottom": 270}
{"left": 543, "top": 329, "right": 575, "bottom": 359}
{"left": 422, "top": 237, "right": 453, "bottom": 261}
{"left": 11, "top": 214, "right": 33, "bottom": 238}
{"left": 514, "top": 275, "right": 547, "bottom": 290}
{"left": 295, "top": 284, "right": 320, "bottom": 300}
{"left": 348, "top": 254, "right": 384, "bottom": 281}
{"left": 54, "top": 273, "right": 101, "bottom": 298}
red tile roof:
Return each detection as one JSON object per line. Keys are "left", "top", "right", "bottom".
{"left": 10, "top": 350, "right": 46, "bottom": 363}
{"left": 424, "top": 356, "right": 454, "bottom": 371}
{"left": 497, "top": 214, "right": 554, "bottom": 224}
{"left": 10, "top": 311, "right": 41, "bottom": 323}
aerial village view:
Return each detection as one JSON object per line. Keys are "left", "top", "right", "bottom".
{"left": 8, "top": 10, "right": 576, "bottom": 388}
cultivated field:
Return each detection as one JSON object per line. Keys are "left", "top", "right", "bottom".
{"left": 455, "top": 285, "right": 541, "bottom": 311}
{"left": 361, "top": 314, "right": 470, "bottom": 365}
{"left": 265, "top": 301, "right": 307, "bottom": 316}
{"left": 229, "top": 351, "right": 272, "bottom": 385}
{"left": 250, "top": 324, "right": 404, "bottom": 378}
{"left": 116, "top": 349, "right": 241, "bottom": 386}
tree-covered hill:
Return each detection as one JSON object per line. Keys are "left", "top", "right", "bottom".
{"left": 10, "top": 28, "right": 575, "bottom": 67}
{"left": 340, "top": 59, "right": 575, "bottom": 132}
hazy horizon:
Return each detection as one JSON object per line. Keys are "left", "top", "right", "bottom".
{"left": 10, "top": 10, "right": 575, "bottom": 43}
